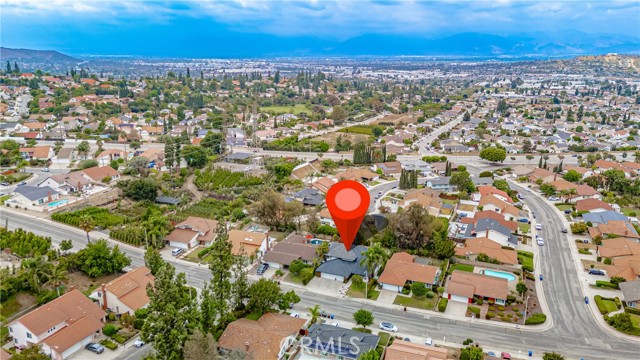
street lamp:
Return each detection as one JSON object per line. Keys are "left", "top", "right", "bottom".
{"left": 523, "top": 294, "right": 531, "bottom": 323}
{"left": 364, "top": 270, "right": 368, "bottom": 299}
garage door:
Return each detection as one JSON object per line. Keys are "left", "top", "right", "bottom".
{"left": 449, "top": 295, "right": 469, "bottom": 303}
{"left": 321, "top": 273, "right": 344, "bottom": 282}
{"left": 265, "top": 262, "right": 281, "bottom": 269}
{"left": 382, "top": 283, "right": 401, "bottom": 292}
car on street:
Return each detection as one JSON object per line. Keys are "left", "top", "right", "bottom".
{"left": 536, "top": 238, "right": 545, "bottom": 246}
{"left": 403, "top": 337, "right": 411, "bottom": 342}
{"left": 85, "top": 343, "right": 105, "bottom": 354}
{"left": 588, "top": 269, "right": 605, "bottom": 276}
{"left": 379, "top": 322, "right": 397, "bottom": 332}
{"left": 134, "top": 339, "right": 145, "bottom": 348}
{"left": 18, "top": 181, "right": 26, "bottom": 186}
{"left": 548, "top": 196, "right": 560, "bottom": 201}
{"left": 0, "top": 182, "right": 8, "bottom": 186}
{"left": 535, "top": 224, "right": 542, "bottom": 230}
{"left": 424, "top": 338, "right": 433, "bottom": 346}
{"left": 290, "top": 312, "right": 300, "bottom": 318}
{"left": 42, "top": 168, "right": 49, "bottom": 172}
{"left": 584, "top": 296, "right": 589, "bottom": 304}
{"left": 561, "top": 228, "right": 568, "bottom": 233}
{"left": 517, "top": 194, "right": 524, "bottom": 200}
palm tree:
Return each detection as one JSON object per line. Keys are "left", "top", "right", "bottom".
{"left": 567, "top": 188, "right": 577, "bottom": 203}
{"left": 78, "top": 215, "right": 96, "bottom": 243}
{"left": 21, "top": 255, "right": 52, "bottom": 293}
{"left": 359, "top": 243, "right": 389, "bottom": 277}
{"left": 308, "top": 304, "right": 321, "bottom": 324}
{"left": 76, "top": 140, "right": 90, "bottom": 160}
{"left": 144, "top": 215, "right": 170, "bottom": 248}
{"left": 46, "top": 264, "right": 68, "bottom": 297}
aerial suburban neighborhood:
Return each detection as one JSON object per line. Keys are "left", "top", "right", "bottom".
{"left": 1, "top": 1, "right": 640, "bottom": 360}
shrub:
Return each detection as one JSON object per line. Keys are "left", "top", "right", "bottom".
{"left": 437, "top": 286, "right": 445, "bottom": 294}
{"left": 198, "top": 247, "right": 212, "bottom": 259}
{"left": 108, "top": 313, "right": 116, "bottom": 321}
{"left": 111, "top": 334, "right": 126, "bottom": 344}
{"left": 102, "top": 324, "right": 118, "bottom": 337}
{"left": 99, "top": 339, "right": 118, "bottom": 350}
{"left": 511, "top": 306, "right": 519, "bottom": 312}
{"left": 525, "top": 313, "right": 547, "bottom": 325}
{"left": 411, "top": 282, "right": 427, "bottom": 297}
{"left": 275, "top": 269, "right": 284, "bottom": 277}
{"left": 501, "top": 316, "right": 512, "bottom": 322}
{"left": 401, "top": 288, "right": 411, "bottom": 295}
{"left": 506, "top": 313, "right": 513, "bottom": 318}
{"left": 497, "top": 305, "right": 506, "bottom": 311}
{"left": 596, "top": 281, "right": 619, "bottom": 289}
{"left": 485, "top": 311, "right": 495, "bottom": 319}
{"left": 300, "top": 267, "right": 315, "bottom": 285}
{"left": 498, "top": 311, "right": 505, "bottom": 317}
{"left": 507, "top": 295, "right": 517, "bottom": 303}
{"left": 425, "top": 291, "right": 436, "bottom": 299}
{"left": 437, "top": 298, "right": 448, "bottom": 312}
{"left": 468, "top": 306, "right": 481, "bottom": 315}
{"left": 488, "top": 299, "right": 495, "bottom": 305}
{"left": 475, "top": 298, "right": 484, "bottom": 305}
{"left": 603, "top": 258, "right": 612, "bottom": 265}
{"left": 625, "top": 307, "right": 640, "bottom": 315}
{"left": 463, "top": 338, "right": 474, "bottom": 345}
{"left": 289, "top": 260, "right": 306, "bottom": 275}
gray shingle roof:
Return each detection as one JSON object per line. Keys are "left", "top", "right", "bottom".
{"left": 619, "top": 280, "right": 640, "bottom": 302}
{"left": 14, "top": 185, "right": 59, "bottom": 201}
{"left": 317, "top": 245, "right": 368, "bottom": 278}
{"left": 583, "top": 211, "right": 628, "bottom": 225}
{"left": 303, "top": 323, "right": 380, "bottom": 358}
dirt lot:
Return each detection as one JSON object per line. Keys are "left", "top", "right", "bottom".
{"left": 312, "top": 131, "right": 370, "bottom": 147}
{"left": 371, "top": 113, "right": 421, "bottom": 126}
{"left": 66, "top": 271, "right": 121, "bottom": 294}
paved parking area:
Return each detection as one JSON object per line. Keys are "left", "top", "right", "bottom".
{"left": 377, "top": 290, "right": 397, "bottom": 304}
{"left": 444, "top": 300, "right": 467, "bottom": 318}
{"left": 306, "top": 277, "right": 345, "bottom": 294}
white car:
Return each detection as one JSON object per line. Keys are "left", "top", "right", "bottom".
{"left": 424, "top": 338, "right": 433, "bottom": 346}
{"left": 537, "top": 238, "right": 545, "bottom": 246}
{"left": 379, "top": 322, "right": 398, "bottom": 332}
{"left": 535, "top": 224, "right": 542, "bottom": 230}
{"left": 330, "top": 322, "right": 340, "bottom": 327}
{"left": 290, "top": 312, "right": 300, "bottom": 318}
{"left": 134, "top": 339, "right": 145, "bottom": 348}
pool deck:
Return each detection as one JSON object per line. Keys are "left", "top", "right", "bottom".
{"left": 474, "top": 267, "right": 519, "bottom": 293}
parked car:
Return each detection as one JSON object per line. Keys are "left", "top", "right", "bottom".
{"left": 0, "top": 182, "right": 8, "bottom": 186}
{"left": 501, "top": 352, "right": 512, "bottom": 359}
{"left": 330, "top": 322, "right": 340, "bottom": 327}
{"left": 535, "top": 224, "right": 542, "bottom": 230}
{"left": 257, "top": 263, "right": 269, "bottom": 275}
{"left": 85, "top": 343, "right": 105, "bottom": 354}
{"left": 588, "top": 269, "right": 605, "bottom": 276}
{"left": 548, "top": 196, "right": 560, "bottom": 201}
{"left": 18, "top": 181, "right": 26, "bottom": 186}
{"left": 424, "top": 338, "right": 433, "bottom": 346}
{"left": 536, "top": 238, "right": 545, "bottom": 246}
{"left": 561, "top": 228, "right": 568, "bottom": 233}
{"left": 42, "top": 168, "right": 49, "bottom": 172}
{"left": 564, "top": 209, "right": 572, "bottom": 214}
{"left": 379, "top": 322, "right": 398, "bottom": 332}
{"left": 290, "top": 312, "right": 300, "bottom": 318}
{"left": 403, "top": 337, "right": 411, "bottom": 342}
{"left": 517, "top": 194, "right": 524, "bottom": 200}
{"left": 134, "top": 339, "right": 145, "bottom": 348}
{"left": 582, "top": 239, "right": 589, "bottom": 244}
{"left": 584, "top": 296, "right": 589, "bottom": 304}
{"left": 171, "top": 248, "right": 184, "bottom": 256}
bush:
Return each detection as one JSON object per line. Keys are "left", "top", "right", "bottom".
{"left": 99, "top": 339, "right": 118, "bottom": 350}
{"left": 615, "top": 297, "right": 622, "bottom": 309}
{"left": 625, "top": 307, "right": 640, "bottom": 316}
{"left": 497, "top": 305, "right": 505, "bottom": 311}
{"left": 437, "top": 286, "right": 445, "bottom": 294}
{"left": 198, "top": 247, "right": 212, "bottom": 259}
{"left": 411, "top": 282, "right": 427, "bottom": 297}
{"left": 108, "top": 313, "right": 116, "bottom": 321}
{"left": 275, "top": 269, "right": 284, "bottom": 277}
{"left": 437, "top": 298, "right": 448, "bottom": 312}
{"left": 316, "top": 225, "right": 338, "bottom": 236}
{"left": 468, "top": 306, "right": 480, "bottom": 315}
{"left": 506, "top": 295, "right": 517, "bottom": 303}
{"left": 488, "top": 299, "right": 495, "bottom": 305}
{"left": 511, "top": 306, "right": 519, "bottom": 312}
{"left": 501, "top": 316, "right": 512, "bottom": 322}
{"left": 525, "top": 313, "right": 547, "bottom": 325}
{"left": 401, "top": 288, "right": 411, "bottom": 295}
{"left": 596, "top": 280, "right": 619, "bottom": 289}
{"left": 463, "top": 338, "right": 474, "bottom": 346}
{"left": 289, "top": 260, "right": 306, "bottom": 276}
{"left": 102, "top": 324, "right": 118, "bottom": 337}
{"left": 603, "top": 258, "right": 612, "bottom": 265}
{"left": 485, "top": 311, "right": 495, "bottom": 319}
{"left": 570, "top": 222, "right": 588, "bottom": 234}
{"left": 300, "top": 267, "right": 315, "bottom": 285}
{"left": 425, "top": 291, "right": 435, "bottom": 299}
{"left": 111, "top": 334, "right": 126, "bottom": 344}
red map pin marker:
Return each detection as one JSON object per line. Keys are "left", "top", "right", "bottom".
{"left": 326, "top": 180, "right": 370, "bottom": 251}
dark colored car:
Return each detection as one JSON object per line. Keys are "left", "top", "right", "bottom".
{"left": 588, "top": 269, "right": 605, "bottom": 276}
{"left": 584, "top": 296, "right": 589, "bottom": 304}
{"left": 564, "top": 209, "right": 572, "bottom": 214}
{"left": 257, "top": 263, "right": 269, "bottom": 275}
{"left": 85, "top": 343, "right": 105, "bottom": 354}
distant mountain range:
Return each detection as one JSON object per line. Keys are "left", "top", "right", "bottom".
{"left": 2, "top": 31, "right": 639, "bottom": 59}
{"left": 0, "top": 47, "right": 79, "bottom": 62}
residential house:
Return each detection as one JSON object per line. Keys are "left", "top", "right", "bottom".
{"left": 335, "top": 168, "right": 379, "bottom": 182}
{"left": 290, "top": 188, "right": 324, "bottom": 207}
{"left": 465, "top": 218, "right": 518, "bottom": 248}
{"left": 575, "top": 198, "right": 613, "bottom": 213}
{"left": 51, "top": 148, "right": 77, "bottom": 166}
{"left": 226, "top": 128, "right": 246, "bottom": 146}
{"left": 228, "top": 229, "right": 269, "bottom": 257}
{"left": 291, "top": 161, "right": 321, "bottom": 180}
{"left": 583, "top": 211, "right": 629, "bottom": 225}
{"left": 318, "top": 208, "right": 335, "bottom": 227}
{"left": 398, "top": 188, "right": 443, "bottom": 216}
{"left": 425, "top": 177, "right": 455, "bottom": 193}
{"left": 619, "top": 280, "right": 640, "bottom": 309}
{"left": 400, "top": 159, "right": 432, "bottom": 175}
{"left": 384, "top": 340, "right": 449, "bottom": 360}
{"left": 315, "top": 243, "right": 368, "bottom": 282}
{"left": 472, "top": 177, "right": 493, "bottom": 187}
{"left": 38, "top": 172, "right": 92, "bottom": 195}
{"left": 19, "top": 146, "right": 54, "bottom": 161}
{"left": 378, "top": 252, "right": 440, "bottom": 292}
{"left": 528, "top": 168, "right": 555, "bottom": 183}
{"left": 12, "top": 185, "right": 59, "bottom": 206}
{"left": 372, "top": 162, "right": 402, "bottom": 177}
{"left": 90, "top": 267, "right": 154, "bottom": 315}
{"left": 598, "top": 238, "right": 640, "bottom": 281}
{"left": 444, "top": 270, "right": 509, "bottom": 305}
{"left": 588, "top": 221, "right": 640, "bottom": 242}
{"left": 8, "top": 289, "right": 106, "bottom": 360}
{"left": 263, "top": 233, "right": 318, "bottom": 269}
{"left": 81, "top": 166, "right": 121, "bottom": 183}
{"left": 300, "top": 323, "right": 380, "bottom": 359}
{"left": 96, "top": 149, "right": 130, "bottom": 164}
{"left": 563, "top": 166, "right": 594, "bottom": 179}
{"left": 311, "top": 177, "right": 336, "bottom": 194}
{"left": 455, "top": 237, "right": 518, "bottom": 265}
{"left": 479, "top": 195, "right": 520, "bottom": 222}
{"left": 460, "top": 211, "right": 518, "bottom": 233}
{"left": 165, "top": 216, "right": 218, "bottom": 250}
{"left": 477, "top": 186, "right": 513, "bottom": 204}
{"left": 218, "top": 313, "right": 305, "bottom": 360}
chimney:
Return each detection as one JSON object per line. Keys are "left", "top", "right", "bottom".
{"left": 554, "top": 174, "right": 557, "bottom": 181}
{"left": 101, "top": 284, "right": 108, "bottom": 310}
{"left": 485, "top": 229, "right": 489, "bottom": 238}
{"left": 245, "top": 342, "right": 250, "bottom": 352}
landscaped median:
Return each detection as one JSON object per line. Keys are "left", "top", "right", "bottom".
{"left": 594, "top": 295, "right": 640, "bottom": 336}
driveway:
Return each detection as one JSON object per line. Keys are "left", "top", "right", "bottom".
{"left": 377, "top": 290, "right": 397, "bottom": 304}
{"left": 306, "top": 277, "right": 345, "bottom": 294}
{"left": 444, "top": 300, "right": 468, "bottom": 318}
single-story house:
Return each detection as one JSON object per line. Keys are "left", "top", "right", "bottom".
{"left": 90, "top": 266, "right": 154, "bottom": 315}
{"left": 228, "top": 229, "right": 269, "bottom": 257}
{"left": 425, "top": 177, "right": 455, "bottom": 193}
{"left": 302, "top": 323, "right": 380, "bottom": 359}
{"left": 588, "top": 220, "right": 640, "bottom": 241}
{"left": 12, "top": 185, "right": 59, "bottom": 206}
{"left": 316, "top": 244, "right": 368, "bottom": 282}
{"left": 263, "top": 233, "right": 317, "bottom": 269}
{"left": 455, "top": 237, "right": 519, "bottom": 265}
{"left": 444, "top": 270, "right": 509, "bottom": 305}
{"left": 218, "top": 313, "right": 305, "bottom": 360}
{"left": 335, "top": 168, "right": 379, "bottom": 182}
{"left": 38, "top": 172, "right": 92, "bottom": 195}
{"left": 378, "top": 252, "right": 440, "bottom": 292}
{"left": 465, "top": 218, "right": 518, "bottom": 248}
{"left": 8, "top": 289, "right": 106, "bottom": 360}
{"left": 372, "top": 161, "right": 402, "bottom": 177}
{"left": 583, "top": 211, "right": 629, "bottom": 225}
{"left": 619, "top": 280, "right": 640, "bottom": 309}
{"left": 290, "top": 188, "right": 324, "bottom": 207}
{"left": 384, "top": 340, "right": 449, "bottom": 360}
{"left": 575, "top": 198, "right": 613, "bottom": 213}
{"left": 165, "top": 216, "right": 218, "bottom": 249}
{"left": 19, "top": 146, "right": 54, "bottom": 161}
{"left": 81, "top": 166, "right": 121, "bottom": 183}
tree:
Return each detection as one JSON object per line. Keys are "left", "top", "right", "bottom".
{"left": 59, "top": 239, "right": 73, "bottom": 253}
{"left": 411, "top": 282, "right": 427, "bottom": 297}
{"left": 543, "top": 352, "right": 565, "bottom": 360}
{"left": 540, "top": 184, "right": 557, "bottom": 196}
{"left": 353, "top": 309, "right": 374, "bottom": 330}
{"left": 463, "top": 111, "right": 471, "bottom": 122}
{"left": 183, "top": 330, "right": 219, "bottom": 360}
{"left": 5, "top": 61, "right": 10, "bottom": 74}
{"left": 308, "top": 304, "right": 321, "bottom": 324}
{"left": 563, "top": 170, "right": 581, "bottom": 183}
{"left": 144, "top": 247, "right": 164, "bottom": 276}
{"left": 181, "top": 145, "right": 208, "bottom": 168}
{"left": 121, "top": 178, "right": 158, "bottom": 201}
{"left": 165, "top": 137, "right": 175, "bottom": 170}
{"left": 478, "top": 171, "right": 493, "bottom": 178}
{"left": 127, "top": 156, "right": 150, "bottom": 177}
{"left": 201, "top": 223, "right": 234, "bottom": 332}
{"left": 201, "top": 131, "right": 226, "bottom": 155}
{"left": 249, "top": 190, "right": 289, "bottom": 229}
{"left": 359, "top": 242, "right": 389, "bottom": 276}
{"left": 516, "top": 281, "right": 528, "bottom": 296}
{"left": 76, "top": 140, "right": 91, "bottom": 159}
{"left": 450, "top": 170, "right": 475, "bottom": 193}
{"left": 390, "top": 204, "right": 442, "bottom": 249}
{"left": 73, "top": 239, "right": 131, "bottom": 278}
{"left": 358, "top": 349, "right": 382, "bottom": 360}
{"left": 11, "top": 346, "right": 50, "bottom": 360}
{"left": 479, "top": 147, "right": 506, "bottom": 163}
{"left": 306, "top": 211, "right": 320, "bottom": 233}
{"left": 570, "top": 222, "right": 588, "bottom": 234}
{"left": 460, "top": 345, "right": 484, "bottom": 360}
{"left": 278, "top": 290, "right": 301, "bottom": 311}
{"left": 130, "top": 140, "right": 141, "bottom": 151}
{"left": 247, "top": 278, "right": 283, "bottom": 315}
{"left": 289, "top": 259, "right": 306, "bottom": 275}
{"left": 231, "top": 255, "right": 250, "bottom": 310}
{"left": 142, "top": 261, "right": 199, "bottom": 360}
{"left": 78, "top": 215, "right": 95, "bottom": 243}
{"left": 433, "top": 237, "right": 456, "bottom": 260}
{"left": 526, "top": 154, "right": 534, "bottom": 163}
{"left": 610, "top": 276, "right": 626, "bottom": 286}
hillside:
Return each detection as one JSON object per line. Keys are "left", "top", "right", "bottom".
{"left": 0, "top": 47, "right": 79, "bottom": 62}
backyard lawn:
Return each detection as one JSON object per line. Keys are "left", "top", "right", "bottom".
{"left": 517, "top": 251, "right": 534, "bottom": 271}
{"left": 393, "top": 295, "right": 436, "bottom": 310}
{"left": 448, "top": 263, "right": 474, "bottom": 274}
{"left": 555, "top": 204, "right": 573, "bottom": 211}
{"left": 260, "top": 104, "right": 312, "bottom": 114}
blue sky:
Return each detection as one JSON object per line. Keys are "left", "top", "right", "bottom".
{"left": 1, "top": 0, "right": 639, "bottom": 56}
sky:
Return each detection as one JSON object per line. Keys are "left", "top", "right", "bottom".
{"left": 1, "top": 0, "right": 639, "bottom": 56}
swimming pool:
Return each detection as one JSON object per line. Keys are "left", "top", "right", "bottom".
{"left": 48, "top": 199, "right": 69, "bottom": 207}
{"left": 482, "top": 269, "right": 517, "bottom": 282}
{"left": 309, "top": 239, "right": 324, "bottom": 245}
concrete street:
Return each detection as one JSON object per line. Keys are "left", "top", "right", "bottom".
{"left": 2, "top": 206, "right": 638, "bottom": 359}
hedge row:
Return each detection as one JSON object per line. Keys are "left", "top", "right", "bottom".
{"left": 437, "top": 298, "right": 448, "bottom": 312}
{"left": 595, "top": 280, "right": 619, "bottom": 289}
{"left": 524, "top": 313, "right": 547, "bottom": 325}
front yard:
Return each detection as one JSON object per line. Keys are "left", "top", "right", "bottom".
{"left": 393, "top": 294, "right": 436, "bottom": 310}
{"left": 555, "top": 204, "right": 573, "bottom": 211}
{"left": 347, "top": 282, "right": 380, "bottom": 300}
{"left": 517, "top": 223, "right": 530, "bottom": 234}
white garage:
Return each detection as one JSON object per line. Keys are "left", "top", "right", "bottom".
{"left": 381, "top": 283, "right": 403, "bottom": 292}
{"left": 320, "top": 272, "right": 345, "bottom": 282}
{"left": 446, "top": 293, "right": 470, "bottom": 303}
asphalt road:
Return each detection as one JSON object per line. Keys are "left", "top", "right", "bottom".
{"left": 2, "top": 205, "right": 638, "bottom": 358}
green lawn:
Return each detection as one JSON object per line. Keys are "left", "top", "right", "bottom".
{"left": 622, "top": 208, "right": 638, "bottom": 217}
{"left": 442, "top": 199, "right": 458, "bottom": 205}
{"left": 630, "top": 313, "right": 640, "bottom": 328}
{"left": 347, "top": 283, "right": 380, "bottom": 300}
{"left": 0, "top": 195, "right": 10, "bottom": 204}
{"left": 517, "top": 251, "right": 534, "bottom": 271}
{"left": 245, "top": 311, "right": 263, "bottom": 320}
{"left": 518, "top": 223, "right": 530, "bottom": 234}
{"left": 393, "top": 295, "right": 436, "bottom": 310}
{"left": 284, "top": 273, "right": 305, "bottom": 285}
{"left": 555, "top": 204, "right": 573, "bottom": 211}
{"left": 448, "top": 263, "right": 474, "bottom": 274}
{"left": 0, "top": 292, "right": 26, "bottom": 322}
{"left": 377, "top": 332, "right": 391, "bottom": 346}
{"left": 260, "top": 104, "right": 312, "bottom": 114}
